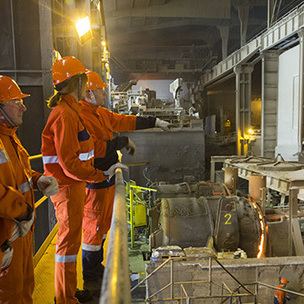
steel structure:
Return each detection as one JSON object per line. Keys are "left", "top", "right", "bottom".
{"left": 211, "top": 155, "right": 304, "bottom": 257}
{"left": 100, "top": 169, "right": 132, "bottom": 304}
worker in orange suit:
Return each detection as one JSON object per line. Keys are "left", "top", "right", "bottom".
{"left": 0, "top": 76, "right": 59, "bottom": 304}
{"left": 41, "top": 57, "right": 127, "bottom": 304}
{"left": 79, "top": 70, "right": 170, "bottom": 296}
{"left": 274, "top": 278, "right": 290, "bottom": 304}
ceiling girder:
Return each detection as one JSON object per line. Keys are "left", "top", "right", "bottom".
{"left": 109, "top": 0, "right": 231, "bottom": 19}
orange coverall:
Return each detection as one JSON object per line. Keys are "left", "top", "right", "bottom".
{"left": 0, "top": 123, "right": 42, "bottom": 304}
{"left": 80, "top": 100, "right": 155, "bottom": 283}
{"left": 274, "top": 284, "right": 287, "bottom": 304}
{"left": 41, "top": 95, "right": 107, "bottom": 304}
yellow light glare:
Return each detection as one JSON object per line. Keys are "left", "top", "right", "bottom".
{"left": 76, "top": 16, "right": 91, "bottom": 38}
{"left": 97, "top": 2, "right": 101, "bottom": 11}
{"left": 248, "top": 128, "right": 254, "bottom": 135}
{"left": 101, "top": 40, "right": 106, "bottom": 47}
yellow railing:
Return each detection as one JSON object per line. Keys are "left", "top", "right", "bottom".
{"left": 29, "top": 153, "right": 58, "bottom": 267}
{"left": 29, "top": 153, "right": 42, "bottom": 161}
{"left": 127, "top": 183, "right": 157, "bottom": 248}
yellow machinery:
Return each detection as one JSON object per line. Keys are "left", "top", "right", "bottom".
{"left": 126, "top": 181, "right": 157, "bottom": 248}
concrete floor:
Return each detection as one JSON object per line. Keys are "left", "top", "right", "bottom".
{"left": 129, "top": 239, "right": 149, "bottom": 303}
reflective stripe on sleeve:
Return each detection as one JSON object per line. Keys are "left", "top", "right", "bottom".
{"left": 42, "top": 156, "right": 58, "bottom": 164}
{"left": 55, "top": 253, "right": 77, "bottom": 263}
{"left": 19, "top": 177, "right": 33, "bottom": 194}
{"left": 78, "top": 149, "right": 94, "bottom": 161}
{"left": 43, "top": 150, "right": 94, "bottom": 164}
{"left": 82, "top": 243, "right": 102, "bottom": 252}
{"left": 0, "top": 149, "right": 9, "bottom": 164}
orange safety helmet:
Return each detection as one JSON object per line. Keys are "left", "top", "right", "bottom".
{"left": 85, "top": 70, "right": 108, "bottom": 90}
{"left": 280, "top": 278, "right": 289, "bottom": 284}
{"left": 52, "top": 56, "right": 86, "bottom": 86}
{"left": 0, "top": 75, "right": 30, "bottom": 102}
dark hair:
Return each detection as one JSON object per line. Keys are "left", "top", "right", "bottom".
{"left": 47, "top": 73, "right": 88, "bottom": 108}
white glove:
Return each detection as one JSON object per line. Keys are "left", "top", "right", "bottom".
{"left": 155, "top": 118, "right": 170, "bottom": 131}
{"left": 11, "top": 208, "right": 35, "bottom": 239}
{"left": 37, "top": 175, "right": 59, "bottom": 197}
{"left": 126, "top": 138, "right": 136, "bottom": 155}
{"left": 104, "top": 163, "right": 129, "bottom": 180}
{"left": 1, "top": 242, "right": 13, "bottom": 270}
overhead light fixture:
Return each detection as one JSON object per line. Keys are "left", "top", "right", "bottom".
{"left": 75, "top": 16, "right": 93, "bottom": 45}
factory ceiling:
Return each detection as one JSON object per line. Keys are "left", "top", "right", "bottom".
{"left": 103, "top": 0, "right": 303, "bottom": 83}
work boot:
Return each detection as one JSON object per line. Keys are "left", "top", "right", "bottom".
{"left": 75, "top": 288, "right": 93, "bottom": 302}
{"left": 83, "top": 279, "right": 102, "bottom": 298}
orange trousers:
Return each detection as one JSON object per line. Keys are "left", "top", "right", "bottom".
{"left": 82, "top": 186, "right": 115, "bottom": 246}
{"left": 52, "top": 182, "right": 86, "bottom": 304}
{"left": 0, "top": 231, "right": 34, "bottom": 304}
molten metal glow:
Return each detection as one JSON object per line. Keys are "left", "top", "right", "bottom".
{"left": 250, "top": 198, "right": 266, "bottom": 258}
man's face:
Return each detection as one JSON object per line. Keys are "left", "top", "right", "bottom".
{"left": 1, "top": 99, "right": 27, "bottom": 125}
{"left": 93, "top": 88, "right": 107, "bottom": 106}
{"left": 88, "top": 88, "right": 106, "bottom": 107}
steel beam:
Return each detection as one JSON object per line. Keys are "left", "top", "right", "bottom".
{"left": 109, "top": 0, "right": 230, "bottom": 19}
{"left": 202, "top": 3, "right": 304, "bottom": 86}
{"left": 234, "top": 64, "right": 254, "bottom": 155}
{"left": 261, "top": 50, "right": 279, "bottom": 158}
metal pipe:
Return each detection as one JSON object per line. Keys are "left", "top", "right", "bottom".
{"left": 129, "top": 187, "right": 135, "bottom": 248}
{"left": 35, "top": 196, "right": 48, "bottom": 208}
{"left": 213, "top": 258, "right": 254, "bottom": 296}
{"left": 148, "top": 282, "right": 171, "bottom": 300}
{"left": 148, "top": 294, "right": 252, "bottom": 302}
{"left": 170, "top": 259, "right": 174, "bottom": 299}
{"left": 180, "top": 284, "right": 188, "bottom": 304}
{"left": 29, "top": 154, "right": 42, "bottom": 160}
{"left": 99, "top": 169, "right": 131, "bottom": 304}
{"left": 131, "top": 257, "right": 172, "bottom": 292}
{"left": 9, "top": 0, "right": 16, "bottom": 72}
{"left": 257, "top": 282, "right": 304, "bottom": 297}
{"left": 208, "top": 257, "right": 212, "bottom": 295}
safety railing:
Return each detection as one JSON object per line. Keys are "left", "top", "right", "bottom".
{"left": 127, "top": 183, "right": 157, "bottom": 248}
{"left": 131, "top": 256, "right": 257, "bottom": 303}
{"left": 29, "top": 153, "right": 58, "bottom": 267}
{"left": 100, "top": 168, "right": 132, "bottom": 304}
{"left": 131, "top": 253, "right": 304, "bottom": 303}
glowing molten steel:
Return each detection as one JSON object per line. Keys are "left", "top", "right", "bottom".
{"left": 250, "top": 197, "right": 266, "bottom": 258}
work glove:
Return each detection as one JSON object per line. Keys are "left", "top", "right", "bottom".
{"left": 1, "top": 241, "right": 13, "bottom": 270}
{"left": 37, "top": 175, "right": 59, "bottom": 197}
{"left": 155, "top": 118, "right": 170, "bottom": 131}
{"left": 10, "top": 204, "right": 35, "bottom": 241}
{"left": 126, "top": 137, "right": 136, "bottom": 155}
{"left": 104, "top": 163, "right": 128, "bottom": 181}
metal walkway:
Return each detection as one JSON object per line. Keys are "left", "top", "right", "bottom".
{"left": 202, "top": 3, "right": 304, "bottom": 86}
{"left": 33, "top": 232, "right": 109, "bottom": 304}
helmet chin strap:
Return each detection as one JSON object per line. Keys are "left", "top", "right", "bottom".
{"left": 89, "top": 90, "right": 97, "bottom": 105}
{"left": 78, "top": 77, "right": 82, "bottom": 101}
{"left": 0, "top": 106, "right": 17, "bottom": 127}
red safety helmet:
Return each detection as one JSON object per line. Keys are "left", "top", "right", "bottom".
{"left": 280, "top": 278, "right": 289, "bottom": 284}
{"left": 0, "top": 76, "right": 30, "bottom": 102}
{"left": 85, "top": 70, "right": 108, "bottom": 90}
{"left": 52, "top": 56, "right": 86, "bottom": 86}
